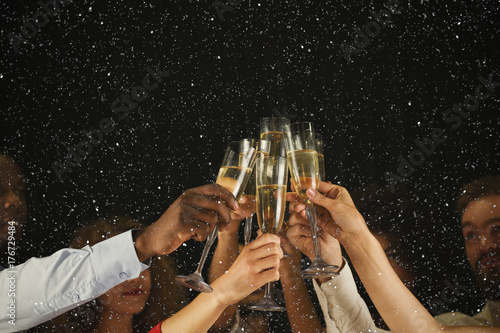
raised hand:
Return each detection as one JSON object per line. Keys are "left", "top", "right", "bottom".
{"left": 286, "top": 206, "right": 343, "bottom": 271}
{"left": 211, "top": 233, "right": 283, "bottom": 306}
{"left": 289, "top": 182, "right": 368, "bottom": 244}
{"left": 135, "top": 183, "right": 239, "bottom": 260}
{"left": 157, "top": 233, "right": 282, "bottom": 333}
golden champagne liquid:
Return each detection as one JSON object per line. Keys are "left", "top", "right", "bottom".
{"left": 240, "top": 194, "right": 256, "bottom": 215}
{"left": 318, "top": 153, "right": 325, "bottom": 182}
{"left": 216, "top": 166, "right": 253, "bottom": 201}
{"left": 256, "top": 184, "right": 287, "bottom": 235}
{"left": 260, "top": 131, "right": 285, "bottom": 157}
{"left": 241, "top": 168, "right": 257, "bottom": 215}
{"left": 287, "top": 149, "right": 319, "bottom": 202}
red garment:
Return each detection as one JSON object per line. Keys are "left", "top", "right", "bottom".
{"left": 149, "top": 322, "right": 162, "bottom": 333}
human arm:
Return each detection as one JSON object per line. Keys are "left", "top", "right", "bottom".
{"left": 156, "top": 233, "right": 283, "bottom": 333}
{"left": 135, "top": 183, "right": 239, "bottom": 260}
{"left": 207, "top": 198, "right": 254, "bottom": 332}
{"left": 286, "top": 199, "right": 382, "bottom": 333}
{"left": 303, "top": 182, "right": 498, "bottom": 333}
{"left": 279, "top": 232, "right": 326, "bottom": 333}
{"left": 0, "top": 230, "right": 147, "bottom": 332}
{"left": 0, "top": 183, "right": 238, "bottom": 332}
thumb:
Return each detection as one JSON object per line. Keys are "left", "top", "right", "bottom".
{"left": 305, "top": 187, "right": 347, "bottom": 233}
{"left": 306, "top": 187, "right": 368, "bottom": 241}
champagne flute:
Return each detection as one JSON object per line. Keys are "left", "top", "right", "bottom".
{"left": 260, "top": 117, "right": 290, "bottom": 157}
{"left": 315, "top": 133, "right": 326, "bottom": 182}
{"left": 284, "top": 122, "right": 339, "bottom": 278}
{"left": 243, "top": 140, "right": 271, "bottom": 245}
{"left": 259, "top": 117, "right": 295, "bottom": 258}
{"left": 175, "top": 140, "right": 257, "bottom": 293}
{"left": 247, "top": 156, "right": 288, "bottom": 311}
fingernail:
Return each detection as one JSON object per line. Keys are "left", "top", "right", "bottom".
{"left": 307, "top": 188, "right": 317, "bottom": 198}
{"left": 234, "top": 202, "right": 240, "bottom": 210}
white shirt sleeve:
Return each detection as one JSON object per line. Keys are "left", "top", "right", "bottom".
{"left": 313, "top": 258, "right": 389, "bottom": 333}
{"left": 0, "top": 230, "right": 150, "bottom": 332}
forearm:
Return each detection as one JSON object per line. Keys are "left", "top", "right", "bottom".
{"left": 209, "top": 233, "right": 239, "bottom": 282}
{"left": 281, "top": 262, "right": 324, "bottom": 333}
{"left": 0, "top": 231, "right": 147, "bottom": 332}
{"left": 342, "top": 231, "right": 439, "bottom": 333}
{"left": 208, "top": 232, "right": 240, "bottom": 331}
{"left": 160, "top": 285, "right": 228, "bottom": 333}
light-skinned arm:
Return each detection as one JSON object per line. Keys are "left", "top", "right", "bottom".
{"left": 157, "top": 233, "right": 283, "bottom": 333}
{"left": 207, "top": 197, "right": 254, "bottom": 332}
{"left": 294, "top": 181, "right": 497, "bottom": 333}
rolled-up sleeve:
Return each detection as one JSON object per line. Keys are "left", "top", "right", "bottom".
{"left": 0, "top": 230, "right": 149, "bottom": 332}
{"left": 313, "top": 258, "right": 388, "bottom": 333}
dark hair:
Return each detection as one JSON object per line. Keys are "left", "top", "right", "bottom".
{"left": 456, "top": 175, "right": 500, "bottom": 215}
{"left": 42, "top": 215, "right": 187, "bottom": 333}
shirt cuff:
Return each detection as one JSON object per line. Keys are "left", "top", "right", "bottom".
{"left": 312, "top": 257, "right": 361, "bottom": 314}
{"left": 92, "top": 230, "right": 151, "bottom": 291}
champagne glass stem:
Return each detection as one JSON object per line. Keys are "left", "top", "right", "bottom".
{"left": 264, "top": 282, "right": 272, "bottom": 299}
{"left": 244, "top": 215, "right": 253, "bottom": 245}
{"left": 305, "top": 201, "right": 322, "bottom": 261}
{"left": 196, "top": 224, "right": 219, "bottom": 274}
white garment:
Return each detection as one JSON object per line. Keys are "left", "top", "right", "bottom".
{"left": 313, "top": 259, "right": 388, "bottom": 333}
{"left": 435, "top": 300, "right": 500, "bottom": 327}
{"left": 314, "top": 259, "right": 499, "bottom": 332}
{"left": 0, "top": 230, "right": 149, "bottom": 332}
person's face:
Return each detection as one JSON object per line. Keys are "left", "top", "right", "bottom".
{"left": 461, "top": 195, "right": 500, "bottom": 300}
{"left": 98, "top": 269, "right": 151, "bottom": 316}
{"left": 374, "top": 233, "right": 416, "bottom": 291}
{"left": 0, "top": 156, "right": 27, "bottom": 250}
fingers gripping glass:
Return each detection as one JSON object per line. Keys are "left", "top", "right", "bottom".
{"left": 175, "top": 139, "right": 257, "bottom": 293}
{"left": 247, "top": 156, "right": 288, "bottom": 311}
{"left": 284, "top": 122, "right": 339, "bottom": 279}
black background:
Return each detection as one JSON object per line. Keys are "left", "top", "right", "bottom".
{"left": 1, "top": 0, "right": 499, "bottom": 330}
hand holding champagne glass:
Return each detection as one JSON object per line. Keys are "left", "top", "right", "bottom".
{"left": 284, "top": 122, "right": 339, "bottom": 278}
{"left": 247, "top": 155, "right": 288, "bottom": 311}
{"left": 175, "top": 139, "right": 257, "bottom": 293}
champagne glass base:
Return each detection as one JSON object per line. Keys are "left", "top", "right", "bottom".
{"left": 247, "top": 298, "right": 286, "bottom": 312}
{"left": 301, "top": 259, "right": 339, "bottom": 279}
{"left": 175, "top": 274, "right": 213, "bottom": 293}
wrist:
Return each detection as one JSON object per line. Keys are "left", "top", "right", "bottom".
{"left": 210, "top": 278, "right": 236, "bottom": 308}
{"left": 133, "top": 229, "right": 153, "bottom": 262}
{"left": 341, "top": 228, "right": 377, "bottom": 258}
